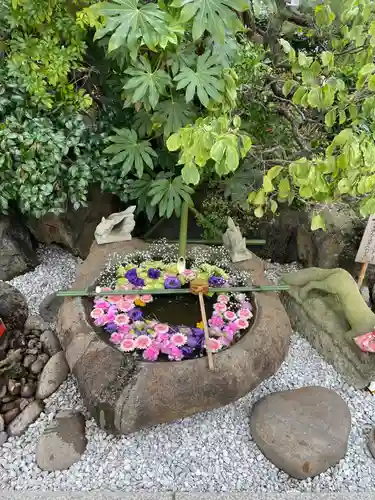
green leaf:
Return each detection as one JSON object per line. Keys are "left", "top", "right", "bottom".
{"left": 254, "top": 206, "right": 264, "bottom": 218}
{"left": 154, "top": 98, "right": 196, "bottom": 138}
{"left": 124, "top": 57, "right": 171, "bottom": 109}
{"left": 321, "top": 51, "right": 334, "bottom": 67}
{"left": 338, "top": 109, "right": 346, "bottom": 125}
{"left": 325, "top": 109, "right": 336, "bottom": 128}
{"left": 308, "top": 87, "right": 323, "bottom": 108}
{"left": 282, "top": 80, "right": 296, "bottom": 97}
{"left": 148, "top": 176, "right": 194, "bottom": 218}
{"left": 299, "top": 185, "right": 313, "bottom": 198}
{"left": 263, "top": 176, "right": 273, "bottom": 194}
{"left": 278, "top": 178, "right": 291, "bottom": 199}
{"left": 359, "top": 64, "right": 375, "bottom": 78}
{"left": 166, "top": 132, "right": 181, "bottom": 151}
{"left": 311, "top": 213, "right": 326, "bottom": 231}
{"left": 267, "top": 165, "right": 283, "bottom": 180}
{"left": 133, "top": 109, "right": 153, "bottom": 138}
{"left": 292, "top": 86, "right": 307, "bottom": 105}
{"left": 369, "top": 75, "right": 375, "bottom": 92}
{"left": 104, "top": 128, "right": 157, "bottom": 178}
{"left": 270, "top": 200, "right": 278, "bottom": 214}
{"left": 298, "top": 52, "right": 312, "bottom": 68}
{"left": 170, "top": 0, "right": 248, "bottom": 43}
{"left": 182, "top": 164, "right": 200, "bottom": 185}
{"left": 315, "top": 4, "right": 335, "bottom": 27}
{"left": 92, "top": 0, "right": 169, "bottom": 55}
{"left": 174, "top": 51, "right": 224, "bottom": 107}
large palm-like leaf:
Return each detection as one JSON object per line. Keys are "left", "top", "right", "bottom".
{"left": 103, "top": 128, "right": 157, "bottom": 178}
{"left": 154, "top": 98, "right": 197, "bottom": 138}
{"left": 148, "top": 175, "right": 194, "bottom": 217}
{"left": 92, "top": 0, "right": 169, "bottom": 56}
{"left": 170, "top": 0, "right": 248, "bottom": 43}
{"left": 174, "top": 51, "right": 224, "bottom": 107}
{"left": 124, "top": 57, "right": 171, "bottom": 109}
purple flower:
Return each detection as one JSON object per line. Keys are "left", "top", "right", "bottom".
{"left": 187, "top": 336, "right": 200, "bottom": 348}
{"left": 104, "top": 322, "right": 118, "bottom": 334}
{"left": 208, "top": 275, "right": 226, "bottom": 287}
{"left": 181, "top": 346, "right": 194, "bottom": 358}
{"left": 191, "top": 328, "right": 204, "bottom": 337}
{"left": 164, "top": 277, "right": 181, "bottom": 289}
{"left": 125, "top": 268, "right": 137, "bottom": 280}
{"left": 128, "top": 308, "right": 143, "bottom": 321}
{"left": 148, "top": 268, "right": 161, "bottom": 279}
{"left": 134, "top": 277, "right": 145, "bottom": 288}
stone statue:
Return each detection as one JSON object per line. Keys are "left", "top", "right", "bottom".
{"left": 94, "top": 206, "right": 136, "bottom": 245}
{"left": 222, "top": 217, "right": 253, "bottom": 263}
{"left": 281, "top": 267, "right": 375, "bottom": 388}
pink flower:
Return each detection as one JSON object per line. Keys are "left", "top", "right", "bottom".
{"left": 94, "top": 316, "right": 106, "bottom": 326}
{"left": 124, "top": 295, "right": 136, "bottom": 301}
{"left": 223, "top": 328, "right": 234, "bottom": 342}
{"left": 170, "top": 333, "right": 187, "bottom": 346}
{"left": 217, "top": 294, "right": 229, "bottom": 304}
{"left": 110, "top": 332, "right": 124, "bottom": 344}
{"left": 114, "top": 314, "right": 129, "bottom": 326}
{"left": 143, "top": 345, "right": 160, "bottom": 361}
{"left": 214, "top": 303, "right": 227, "bottom": 313}
{"left": 134, "top": 335, "right": 152, "bottom": 349}
{"left": 156, "top": 332, "right": 169, "bottom": 342}
{"left": 224, "top": 310, "right": 236, "bottom": 321}
{"left": 234, "top": 318, "right": 249, "bottom": 330}
{"left": 94, "top": 299, "right": 109, "bottom": 309}
{"left": 118, "top": 324, "right": 131, "bottom": 334}
{"left": 154, "top": 323, "right": 169, "bottom": 335}
{"left": 167, "top": 345, "right": 183, "bottom": 361}
{"left": 238, "top": 308, "right": 253, "bottom": 319}
{"left": 105, "top": 310, "right": 116, "bottom": 323}
{"left": 121, "top": 338, "right": 135, "bottom": 352}
{"left": 209, "top": 316, "right": 224, "bottom": 328}
{"left": 117, "top": 300, "right": 134, "bottom": 312}
{"left": 206, "top": 338, "right": 222, "bottom": 352}
{"left": 183, "top": 270, "right": 196, "bottom": 279}
{"left": 107, "top": 295, "right": 123, "bottom": 304}
{"left": 241, "top": 301, "right": 252, "bottom": 310}
{"left": 91, "top": 308, "right": 104, "bottom": 319}
{"left": 141, "top": 294, "right": 153, "bottom": 303}
{"left": 227, "top": 322, "right": 240, "bottom": 332}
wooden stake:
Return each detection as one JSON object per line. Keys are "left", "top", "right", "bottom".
{"left": 198, "top": 292, "right": 214, "bottom": 371}
{"left": 358, "top": 262, "right": 368, "bottom": 289}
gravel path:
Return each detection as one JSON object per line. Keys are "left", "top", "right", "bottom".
{"left": 1, "top": 247, "right": 375, "bottom": 492}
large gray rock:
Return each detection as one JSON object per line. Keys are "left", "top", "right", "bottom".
{"left": 0, "top": 282, "right": 28, "bottom": 332}
{"left": 7, "top": 400, "right": 44, "bottom": 436}
{"left": 57, "top": 239, "right": 292, "bottom": 435}
{"left": 39, "top": 293, "right": 64, "bottom": 324}
{"left": 0, "top": 215, "right": 38, "bottom": 281}
{"left": 26, "top": 187, "right": 120, "bottom": 258}
{"left": 36, "top": 410, "right": 87, "bottom": 471}
{"left": 250, "top": 386, "right": 351, "bottom": 479}
{"left": 36, "top": 352, "right": 69, "bottom": 400}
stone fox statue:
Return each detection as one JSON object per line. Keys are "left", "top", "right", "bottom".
{"left": 281, "top": 267, "right": 375, "bottom": 388}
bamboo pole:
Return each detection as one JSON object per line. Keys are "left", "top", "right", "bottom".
{"left": 56, "top": 284, "right": 290, "bottom": 297}
{"left": 358, "top": 262, "right": 368, "bottom": 289}
{"left": 145, "top": 238, "right": 266, "bottom": 246}
{"left": 178, "top": 201, "right": 189, "bottom": 260}
{"left": 198, "top": 292, "right": 214, "bottom": 370}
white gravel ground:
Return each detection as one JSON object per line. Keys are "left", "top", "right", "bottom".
{"left": 1, "top": 247, "right": 375, "bottom": 492}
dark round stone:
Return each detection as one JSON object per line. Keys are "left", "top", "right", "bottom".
{"left": 0, "top": 282, "right": 28, "bottom": 333}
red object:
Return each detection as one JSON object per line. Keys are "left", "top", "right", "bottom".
{"left": 0, "top": 318, "right": 6, "bottom": 337}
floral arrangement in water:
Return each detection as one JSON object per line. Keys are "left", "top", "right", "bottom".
{"left": 90, "top": 243, "right": 254, "bottom": 362}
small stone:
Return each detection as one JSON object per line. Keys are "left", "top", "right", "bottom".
{"left": 1, "top": 395, "right": 16, "bottom": 404}
{"left": 0, "top": 431, "right": 7, "bottom": 446}
{"left": 27, "top": 348, "right": 39, "bottom": 356}
{"left": 40, "top": 330, "right": 61, "bottom": 356}
{"left": 38, "top": 353, "right": 50, "bottom": 364}
{"left": 23, "top": 354, "right": 36, "bottom": 369}
{"left": 36, "top": 411, "right": 87, "bottom": 471}
{"left": 30, "top": 357, "right": 46, "bottom": 375}
{"left": 0, "top": 414, "right": 4, "bottom": 432}
{"left": 8, "top": 379, "right": 21, "bottom": 396}
{"left": 0, "top": 381, "right": 6, "bottom": 399}
{"left": 1, "top": 400, "right": 18, "bottom": 413}
{"left": 7, "top": 400, "right": 44, "bottom": 437}
{"left": 3, "top": 407, "right": 20, "bottom": 425}
{"left": 21, "top": 382, "right": 36, "bottom": 398}
{"left": 36, "top": 351, "right": 69, "bottom": 400}
{"left": 24, "top": 315, "right": 48, "bottom": 334}
{"left": 19, "top": 398, "right": 33, "bottom": 411}
{"left": 39, "top": 293, "right": 64, "bottom": 324}
{"left": 250, "top": 386, "right": 351, "bottom": 479}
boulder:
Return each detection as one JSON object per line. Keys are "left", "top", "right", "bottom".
{"left": 57, "top": 239, "right": 292, "bottom": 435}
{"left": 26, "top": 188, "right": 120, "bottom": 258}
{"left": 0, "top": 215, "right": 38, "bottom": 281}
{"left": 281, "top": 267, "right": 375, "bottom": 388}
{"left": 39, "top": 293, "right": 64, "bottom": 324}
{"left": 24, "top": 315, "right": 48, "bottom": 334}
{"left": 36, "top": 351, "right": 69, "bottom": 400}
{"left": 36, "top": 411, "right": 87, "bottom": 471}
{"left": 7, "top": 400, "right": 44, "bottom": 436}
{"left": 0, "top": 282, "right": 28, "bottom": 332}
{"left": 250, "top": 387, "right": 351, "bottom": 479}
